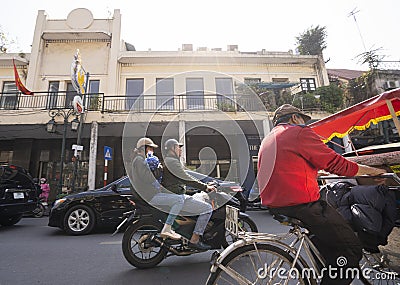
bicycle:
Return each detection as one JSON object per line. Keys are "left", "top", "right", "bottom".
{"left": 207, "top": 204, "right": 400, "bottom": 285}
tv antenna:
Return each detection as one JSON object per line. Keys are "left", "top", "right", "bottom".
{"left": 348, "top": 8, "right": 367, "bottom": 53}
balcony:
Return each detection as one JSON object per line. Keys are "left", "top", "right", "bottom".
{"left": 0, "top": 92, "right": 265, "bottom": 113}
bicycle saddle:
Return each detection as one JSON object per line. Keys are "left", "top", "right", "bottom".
{"left": 272, "top": 214, "right": 305, "bottom": 227}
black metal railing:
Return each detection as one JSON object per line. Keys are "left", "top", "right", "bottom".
{"left": 0, "top": 91, "right": 103, "bottom": 111}
{"left": 0, "top": 91, "right": 266, "bottom": 113}
{"left": 101, "top": 94, "right": 265, "bottom": 113}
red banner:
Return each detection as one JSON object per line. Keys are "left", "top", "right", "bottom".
{"left": 309, "top": 88, "right": 400, "bottom": 142}
{"left": 13, "top": 59, "right": 33, "bottom": 95}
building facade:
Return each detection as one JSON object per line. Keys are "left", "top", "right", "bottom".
{"left": 0, "top": 8, "right": 329, "bottom": 199}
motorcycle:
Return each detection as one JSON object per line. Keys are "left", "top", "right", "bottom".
{"left": 31, "top": 197, "right": 49, "bottom": 218}
{"left": 112, "top": 185, "right": 258, "bottom": 269}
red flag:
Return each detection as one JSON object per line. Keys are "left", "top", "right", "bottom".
{"left": 13, "top": 59, "right": 33, "bottom": 95}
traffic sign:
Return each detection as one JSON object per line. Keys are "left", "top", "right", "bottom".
{"left": 104, "top": 146, "right": 112, "bottom": 160}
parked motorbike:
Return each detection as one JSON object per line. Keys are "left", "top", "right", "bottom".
{"left": 31, "top": 197, "right": 49, "bottom": 218}
{"left": 112, "top": 185, "right": 258, "bottom": 269}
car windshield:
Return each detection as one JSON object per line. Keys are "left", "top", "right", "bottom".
{"left": 95, "top": 176, "right": 130, "bottom": 191}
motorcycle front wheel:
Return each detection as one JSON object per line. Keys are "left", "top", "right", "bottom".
{"left": 122, "top": 218, "right": 168, "bottom": 269}
{"left": 33, "top": 204, "right": 45, "bottom": 218}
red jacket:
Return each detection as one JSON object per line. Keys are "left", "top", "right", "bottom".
{"left": 258, "top": 124, "right": 358, "bottom": 208}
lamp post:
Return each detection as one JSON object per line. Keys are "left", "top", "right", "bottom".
{"left": 46, "top": 108, "right": 79, "bottom": 196}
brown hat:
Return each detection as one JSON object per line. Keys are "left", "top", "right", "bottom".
{"left": 273, "top": 104, "right": 311, "bottom": 125}
{"left": 136, "top": 137, "right": 158, "bottom": 149}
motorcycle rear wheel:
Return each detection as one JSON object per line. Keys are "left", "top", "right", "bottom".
{"left": 223, "top": 216, "right": 258, "bottom": 248}
{"left": 122, "top": 218, "right": 168, "bottom": 269}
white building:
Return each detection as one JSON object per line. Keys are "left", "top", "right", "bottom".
{"left": 0, "top": 8, "right": 329, "bottom": 199}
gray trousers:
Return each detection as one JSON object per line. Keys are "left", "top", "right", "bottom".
{"left": 150, "top": 193, "right": 213, "bottom": 235}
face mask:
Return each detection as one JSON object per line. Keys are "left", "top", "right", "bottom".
{"left": 147, "top": 150, "right": 153, "bottom": 157}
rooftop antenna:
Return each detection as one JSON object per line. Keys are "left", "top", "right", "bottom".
{"left": 348, "top": 8, "right": 367, "bottom": 53}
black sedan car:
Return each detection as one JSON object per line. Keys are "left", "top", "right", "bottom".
{"left": 48, "top": 170, "right": 245, "bottom": 235}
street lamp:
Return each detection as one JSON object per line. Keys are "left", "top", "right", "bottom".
{"left": 46, "top": 108, "right": 79, "bottom": 196}
{"left": 46, "top": 118, "right": 56, "bottom": 133}
{"left": 71, "top": 116, "right": 80, "bottom": 131}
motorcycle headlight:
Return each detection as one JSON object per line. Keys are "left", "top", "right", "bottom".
{"left": 53, "top": 198, "right": 67, "bottom": 209}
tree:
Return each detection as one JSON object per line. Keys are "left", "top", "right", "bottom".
{"left": 317, "top": 85, "right": 344, "bottom": 113}
{"left": 296, "top": 25, "right": 327, "bottom": 56}
{"left": 0, "top": 25, "right": 16, "bottom": 53}
{"left": 348, "top": 70, "right": 376, "bottom": 104}
{"left": 292, "top": 93, "right": 319, "bottom": 110}
{"left": 355, "top": 47, "right": 385, "bottom": 70}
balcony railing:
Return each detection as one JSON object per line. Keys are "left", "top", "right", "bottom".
{"left": 0, "top": 92, "right": 265, "bottom": 113}
{"left": 102, "top": 94, "right": 265, "bottom": 112}
{"left": 0, "top": 91, "right": 103, "bottom": 111}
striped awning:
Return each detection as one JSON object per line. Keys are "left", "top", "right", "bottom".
{"left": 309, "top": 88, "right": 400, "bottom": 142}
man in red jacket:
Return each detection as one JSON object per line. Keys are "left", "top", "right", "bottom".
{"left": 258, "top": 104, "right": 385, "bottom": 285}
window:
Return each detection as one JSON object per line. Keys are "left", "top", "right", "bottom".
{"left": 66, "top": 82, "right": 77, "bottom": 108}
{"left": 1, "top": 81, "right": 18, "bottom": 109}
{"left": 117, "top": 177, "right": 132, "bottom": 190}
{"left": 244, "top": 78, "right": 261, "bottom": 85}
{"left": 126, "top": 78, "right": 144, "bottom": 110}
{"left": 186, "top": 78, "right": 204, "bottom": 109}
{"left": 272, "top": 78, "right": 289, "bottom": 83}
{"left": 88, "top": 80, "right": 100, "bottom": 110}
{"left": 300, "top": 78, "right": 316, "bottom": 92}
{"left": 47, "top": 81, "right": 59, "bottom": 109}
{"left": 216, "top": 78, "right": 235, "bottom": 111}
{"left": 156, "top": 78, "right": 174, "bottom": 110}
{"left": 0, "top": 150, "right": 13, "bottom": 164}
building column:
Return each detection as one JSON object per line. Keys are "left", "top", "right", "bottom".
{"left": 27, "top": 10, "right": 47, "bottom": 90}
{"left": 88, "top": 121, "right": 98, "bottom": 190}
{"left": 107, "top": 9, "right": 121, "bottom": 95}
{"left": 178, "top": 120, "right": 186, "bottom": 165}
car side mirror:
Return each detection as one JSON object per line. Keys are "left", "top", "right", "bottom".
{"left": 110, "top": 184, "right": 118, "bottom": 193}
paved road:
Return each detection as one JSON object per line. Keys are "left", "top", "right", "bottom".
{"left": 1, "top": 209, "right": 398, "bottom": 285}
{"left": 0, "top": 210, "right": 278, "bottom": 285}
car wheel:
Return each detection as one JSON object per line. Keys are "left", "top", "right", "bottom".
{"left": 0, "top": 214, "right": 23, "bottom": 226}
{"left": 64, "top": 204, "right": 95, "bottom": 235}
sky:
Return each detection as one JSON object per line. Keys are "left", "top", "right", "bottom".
{"left": 0, "top": 0, "right": 399, "bottom": 71}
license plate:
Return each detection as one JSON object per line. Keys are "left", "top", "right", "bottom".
{"left": 13, "top": 192, "right": 24, "bottom": 199}
{"left": 225, "top": 205, "right": 239, "bottom": 236}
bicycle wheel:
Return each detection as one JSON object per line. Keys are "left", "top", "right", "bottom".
{"left": 359, "top": 252, "right": 400, "bottom": 285}
{"left": 207, "top": 243, "right": 312, "bottom": 285}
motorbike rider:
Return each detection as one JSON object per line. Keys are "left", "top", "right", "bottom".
{"left": 39, "top": 178, "right": 50, "bottom": 202}
{"left": 257, "top": 104, "right": 386, "bottom": 285}
{"left": 131, "top": 137, "right": 183, "bottom": 240}
{"left": 161, "top": 138, "right": 216, "bottom": 251}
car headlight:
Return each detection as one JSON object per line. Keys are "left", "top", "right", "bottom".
{"left": 53, "top": 198, "right": 67, "bottom": 209}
